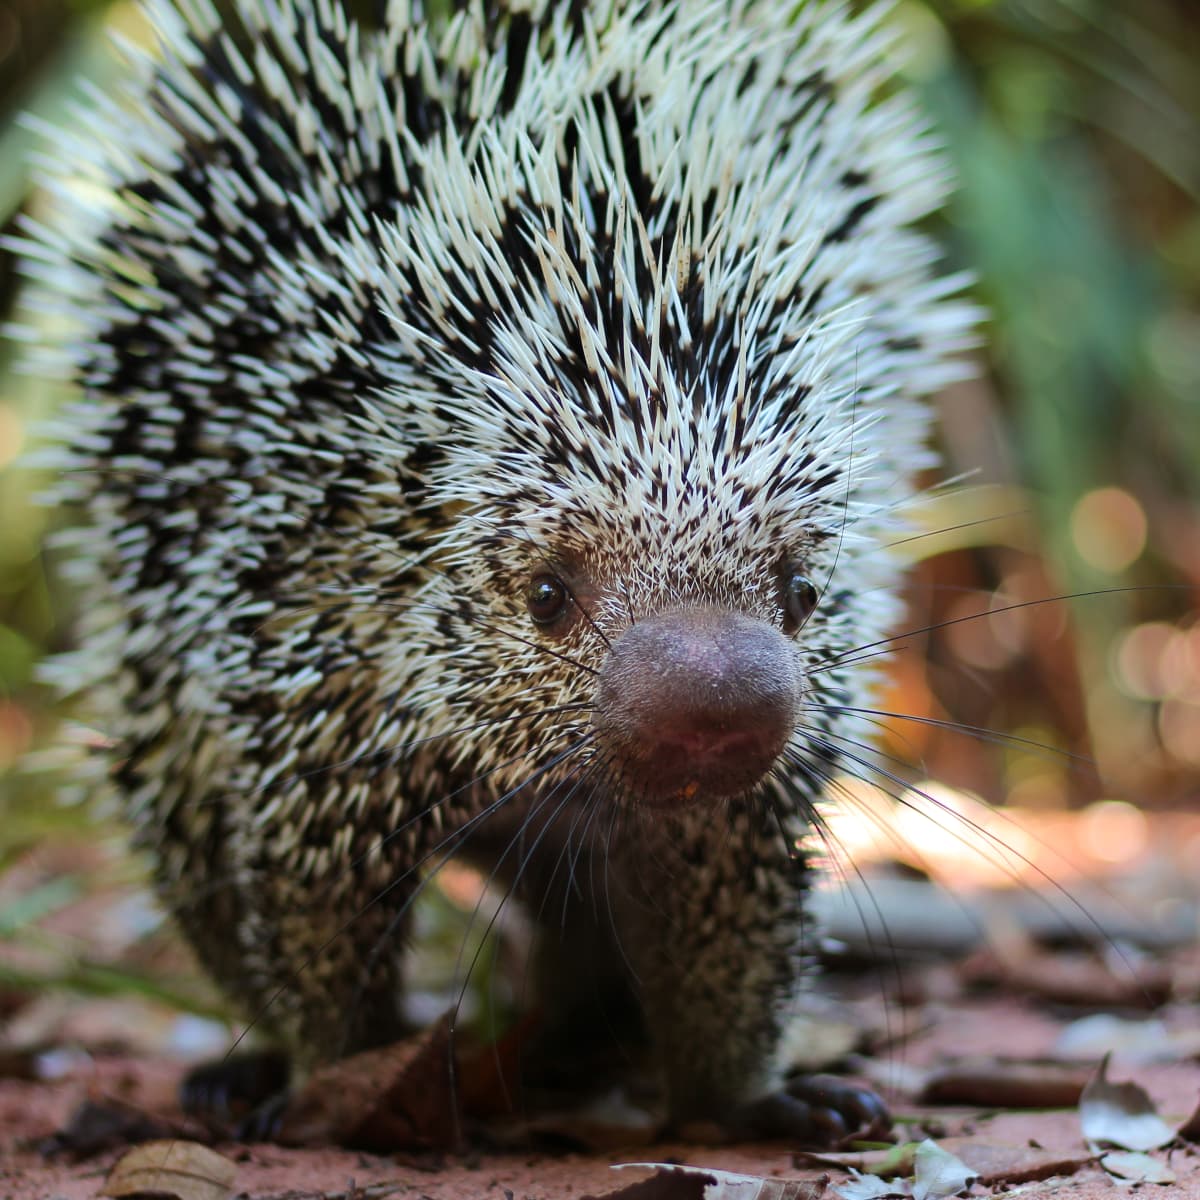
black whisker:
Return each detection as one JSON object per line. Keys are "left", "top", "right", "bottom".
{"left": 824, "top": 704, "right": 1099, "bottom": 776}
{"left": 791, "top": 732, "right": 1150, "bottom": 997}
{"left": 882, "top": 506, "right": 1032, "bottom": 549}
{"left": 812, "top": 584, "right": 1188, "bottom": 676}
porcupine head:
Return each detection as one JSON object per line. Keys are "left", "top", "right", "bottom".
{"left": 25, "top": 0, "right": 977, "bottom": 1141}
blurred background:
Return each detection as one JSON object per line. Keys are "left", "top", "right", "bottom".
{"left": 0, "top": 0, "right": 1197, "bottom": 1041}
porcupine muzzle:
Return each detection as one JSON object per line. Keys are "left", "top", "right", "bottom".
{"left": 593, "top": 607, "right": 799, "bottom": 805}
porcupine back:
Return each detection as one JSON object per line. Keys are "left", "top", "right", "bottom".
{"left": 23, "top": 0, "right": 976, "bottom": 1121}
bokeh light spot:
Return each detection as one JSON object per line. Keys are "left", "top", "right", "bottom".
{"left": 1161, "top": 626, "right": 1200, "bottom": 701}
{"left": 1159, "top": 699, "right": 1200, "bottom": 767}
{"left": 1079, "top": 799, "right": 1147, "bottom": 864}
{"left": 946, "top": 594, "right": 1011, "bottom": 670}
{"left": 1113, "top": 622, "right": 1176, "bottom": 700}
{"left": 1069, "top": 487, "right": 1147, "bottom": 573}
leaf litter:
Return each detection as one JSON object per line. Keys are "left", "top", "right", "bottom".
{"left": 1078, "top": 1053, "right": 1178, "bottom": 1152}
{"left": 586, "top": 1163, "right": 830, "bottom": 1200}
{"left": 6, "top": 893, "right": 1200, "bottom": 1199}
{"left": 102, "top": 1139, "right": 236, "bottom": 1200}
{"left": 641, "top": 1138, "right": 982, "bottom": 1200}
{"left": 1096, "top": 1150, "right": 1176, "bottom": 1185}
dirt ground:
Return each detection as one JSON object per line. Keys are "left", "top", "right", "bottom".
{"left": 3, "top": 991, "right": 1199, "bottom": 1199}
{"left": 3, "top": 810, "right": 1199, "bottom": 1199}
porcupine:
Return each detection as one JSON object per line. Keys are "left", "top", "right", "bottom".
{"left": 26, "top": 0, "right": 977, "bottom": 1142}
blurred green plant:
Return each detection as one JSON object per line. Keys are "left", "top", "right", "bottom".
{"left": 893, "top": 0, "right": 1200, "bottom": 808}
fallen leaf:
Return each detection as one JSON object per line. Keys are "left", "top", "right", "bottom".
{"left": 927, "top": 1140, "right": 1093, "bottom": 1187}
{"left": 793, "top": 1144, "right": 919, "bottom": 1179}
{"left": 594, "top": 1163, "right": 829, "bottom": 1200}
{"left": 452, "top": 1008, "right": 540, "bottom": 1119}
{"left": 275, "top": 1014, "right": 460, "bottom": 1151}
{"left": 102, "top": 1140, "right": 235, "bottom": 1200}
{"left": 1178, "top": 1094, "right": 1200, "bottom": 1144}
{"left": 834, "top": 1169, "right": 908, "bottom": 1199}
{"left": 1099, "top": 1151, "right": 1176, "bottom": 1184}
{"left": 40, "top": 1097, "right": 192, "bottom": 1159}
{"left": 1078, "top": 1053, "right": 1177, "bottom": 1151}
{"left": 960, "top": 946, "right": 1169, "bottom": 1009}
{"left": 917, "top": 1059, "right": 1088, "bottom": 1108}
{"left": 797, "top": 1139, "right": 982, "bottom": 1200}
{"left": 911, "top": 1139, "right": 977, "bottom": 1200}
{"left": 1054, "top": 1014, "right": 1200, "bottom": 1065}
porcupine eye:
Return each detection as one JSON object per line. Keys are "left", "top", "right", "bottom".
{"left": 781, "top": 570, "right": 820, "bottom": 635}
{"left": 526, "top": 573, "right": 571, "bottom": 627}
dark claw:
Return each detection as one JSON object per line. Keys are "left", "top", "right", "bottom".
{"left": 786, "top": 1073, "right": 890, "bottom": 1137}
{"left": 231, "top": 1088, "right": 291, "bottom": 1142}
{"left": 181, "top": 1050, "right": 291, "bottom": 1139}
{"left": 731, "top": 1076, "right": 890, "bottom": 1147}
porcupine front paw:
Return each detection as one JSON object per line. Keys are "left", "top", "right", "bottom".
{"left": 181, "top": 1049, "right": 292, "bottom": 1140}
{"left": 727, "top": 1075, "right": 891, "bottom": 1147}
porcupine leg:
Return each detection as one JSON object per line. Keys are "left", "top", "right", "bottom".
{"left": 465, "top": 809, "right": 648, "bottom": 1095}
{"left": 175, "top": 853, "right": 415, "bottom": 1131}
{"left": 522, "top": 879, "right": 647, "bottom": 1092}
{"left": 613, "top": 808, "right": 888, "bottom": 1145}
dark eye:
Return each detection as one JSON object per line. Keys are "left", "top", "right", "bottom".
{"left": 526, "top": 573, "right": 570, "bottom": 626}
{"left": 782, "top": 571, "right": 819, "bottom": 634}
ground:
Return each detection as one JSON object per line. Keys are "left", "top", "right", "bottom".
{"left": 2, "top": 808, "right": 1199, "bottom": 1199}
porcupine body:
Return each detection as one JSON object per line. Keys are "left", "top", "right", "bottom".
{"left": 30, "top": 0, "right": 975, "bottom": 1137}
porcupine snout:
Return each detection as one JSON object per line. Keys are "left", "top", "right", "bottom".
{"left": 593, "top": 607, "right": 799, "bottom": 805}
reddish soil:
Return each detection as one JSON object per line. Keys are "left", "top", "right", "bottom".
{"left": 3, "top": 993, "right": 1198, "bottom": 1200}
{"left": 4, "top": 811, "right": 1199, "bottom": 1197}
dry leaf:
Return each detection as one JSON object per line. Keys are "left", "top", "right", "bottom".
{"left": 960, "top": 946, "right": 1169, "bottom": 1010}
{"left": 834, "top": 1170, "right": 907, "bottom": 1200}
{"left": 927, "top": 1140, "right": 1093, "bottom": 1187}
{"left": 1054, "top": 1014, "right": 1200, "bottom": 1065}
{"left": 102, "top": 1139, "right": 235, "bottom": 1200}
{"left": 1078, "top": 1053, "right": 1177, "bottom": 1151}
{"left": 452, "top": 1009, "right": 538, "bottom": 1119}
{"left": 1099, "top": 1151, "right": 1176, "bottom": 1184}
{"left": 793, "top": 1142, "right": 919, "bottom": 1178}
{"left": 595, "top": 1163, "right": 829, "bottom": 1200}
{"left": 809, "top": 1139, "right": 977, "bottom": 1200}
{"left": 911, "top": 1139, "right": 977, "bottom": 1200}
{"left": 41, "top": 1097, "right": 189, "bottom": 1159}
{"left": 275, "top": 1013, "right": 460, "bottom": 1151}
{"left": 800, "top": 1138, "right": 1091, "bottom": 1192}
{"left": 918, "top": 1059, "right": 1088, "bottom": 1108}
{"left": 1178, "top": 1094, "right": 1200, "bottom": 1144}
